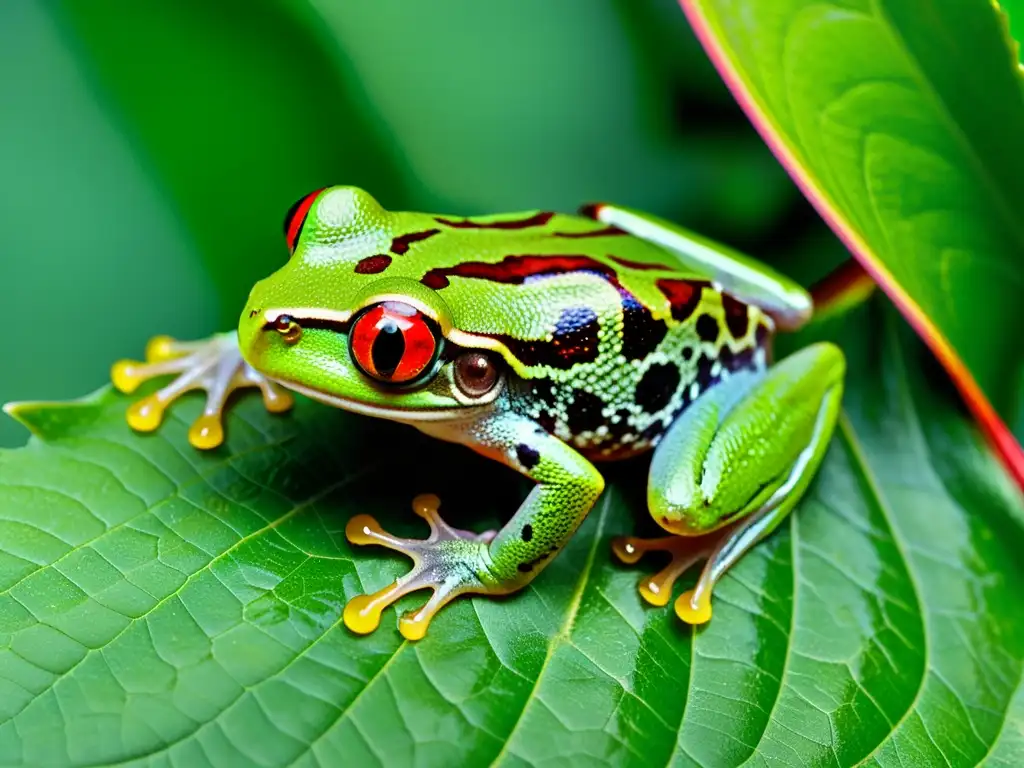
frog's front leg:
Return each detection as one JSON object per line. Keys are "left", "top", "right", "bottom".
{"left": 111, "top": 332, "right": 294, "bottom": 449}
{"left": 343, "top": 410, "right": 604, "bottom": 641}
{"left": 614, "top": 342, "right": 844, "bottom": 624}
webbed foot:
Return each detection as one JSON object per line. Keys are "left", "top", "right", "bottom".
{"left": 111, "top": 333, "right": 293, "bottom": 450}
{"left": 612, "top": 531, "right": 727, "bottom": 625}
{"left": 344, "top": 494, "right": 503, "bottom": 641}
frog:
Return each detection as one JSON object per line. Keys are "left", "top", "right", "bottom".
{"left": 111, "top": 186, "right": 845, "bottom": 641}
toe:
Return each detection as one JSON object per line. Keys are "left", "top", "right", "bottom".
{"left": 398, "top": 583, "right": 465, "bottom": 641}
{"left": 410, "top": 494, "right": 445, "bottom": 535}
{"left": 345, "top": 582, "right": 402, "bottom": 635}
{"left": 345, "top": 577, "right": 428, "bottom": 636}
{"left": 261, "top": 385, "right": 294, "bottom": 414}
{"left": 675, "top": 588, "right": 713, "bottom": 625}
{"left": 111, "top": 360, "right": 144, "bottom": 394}
{"left": 638, "top": 574, "right": 673, "bottom": 607}
{"left": 144, "top": 335, "right": 179, "bottom": 362}
{"left": 188, "top": 414, "right": 225, "bottom": 450}
{"left": 398, "top": 609, "right": 432, "bottom": 641}
{"left": 126, "top": 395, "right": 166, "bottom": 432}
{"left": 611, "top": 536, "right": 644, "bottom": 565}
{"left": 345, "top": 514, "right": 417, "bottom": 553}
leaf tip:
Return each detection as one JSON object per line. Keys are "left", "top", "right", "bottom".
{"left": 3, "top": 400, "right": 43, "bottom": 435}
{"left": 3, "top": 387, "right": 119, "bottom": 441}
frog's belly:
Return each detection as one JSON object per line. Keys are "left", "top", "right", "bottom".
{"left": 514, "top": 329, "right": 769, "bottom": 463}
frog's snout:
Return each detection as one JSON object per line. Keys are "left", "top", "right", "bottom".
{"left": 656, "top": 514, "right": 709, "bottom": 537}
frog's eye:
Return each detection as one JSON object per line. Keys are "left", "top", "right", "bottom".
{"left": 349, "top": 302, "right": 440, "bottom": 385}
{"left": 283, "top": 188, "right": 325, "bottom": 253}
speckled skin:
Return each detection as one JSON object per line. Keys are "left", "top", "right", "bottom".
{"left": 116, "top": 186, "right": 845, "bottom": 638}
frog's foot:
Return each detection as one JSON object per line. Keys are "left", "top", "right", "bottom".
{"left": 612, "top": 528, "right": 741, "bottom": 625}
{"left": 111, "top": 333, "right": 294, "bottom": 450}
{"left": 344, "top": 494, "right": 502, "bottom": 641}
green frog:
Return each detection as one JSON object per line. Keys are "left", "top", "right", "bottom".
{"left": 111, "top": 187, "right": 844, "bottom": 640}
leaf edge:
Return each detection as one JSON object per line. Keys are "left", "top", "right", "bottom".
{"left": 676, "top": 0, "right": 1024, "bottom": 491}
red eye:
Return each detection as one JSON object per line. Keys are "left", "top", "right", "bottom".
{"left": 349, "top": 302, "right": 439, "bottom": 384}
{"left": 283, "top": 188, "right": 325, "bottom": 252}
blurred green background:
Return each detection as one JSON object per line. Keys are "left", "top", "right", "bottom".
{"left": 0, "top": 0, "right": 843, "bottom": 448}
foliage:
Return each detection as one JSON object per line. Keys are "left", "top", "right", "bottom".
{"left": 1, "top": 1, "right": 1023, "bottom": 766}
{"left": 679, "top": 0, "right": 1024, "bottom": 482}
{"left": 1, "top": 303, "right": 1021, "bottom": 766}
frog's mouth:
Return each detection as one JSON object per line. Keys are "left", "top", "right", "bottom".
{"left": 275, "top": 378, "right": 490, "bottom": 423}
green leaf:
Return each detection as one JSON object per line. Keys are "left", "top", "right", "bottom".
{"left": 677, "top": 0, "right": 1024, "bottom": 478}
{"left": 2, "top": 300, "right": 1022, "bottom": 766}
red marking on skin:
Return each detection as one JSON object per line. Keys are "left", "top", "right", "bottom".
{"left": 354, "top": 255, "right": 392, "bottom": 275}
{"left": 285, "top": 189, "right": 324, "bottom": 252}
{"left": 721, "top": 293, "right": 750, "bottom": 339}
{"left": 578, "top": 203, "right": 605, "bottom": 220}
{"left": 421, "top": 272, "right": 452, "bottom": 290}
{"left": 435, "top": 211, "right": 555, "bottom": 230}
{"left": 421, "top": 254, "right": 619, "bottom": 290}
{"left": 552, "top": 226, "right": 627, "bottom": 239}
{"left": 609, "top": 255, "right": 674, "bottom": 271}
{"left": 390, "top": 229, "right": 441, "bottom": 255}
{"left": 657, "top": 278, "right": 710, "bottom": 322}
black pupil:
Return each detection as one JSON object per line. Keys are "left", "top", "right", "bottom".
{"left": 371, "top": 320, "right": 405, "bottom": 378}
{"left": 464, "top": 356, "right": 489, "bottom": 381}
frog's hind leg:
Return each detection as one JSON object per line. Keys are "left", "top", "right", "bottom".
{"left": 582, "top": 202, "right": 812, "bottom": 330}
{"left": 111, "top": 332, "right": 293, "bottom": 450}
{"left": 613, "top": 342, "right": 844, "bottom": 625}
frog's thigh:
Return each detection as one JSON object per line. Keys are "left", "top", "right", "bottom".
{"left": 647, "top": 342, "right": 844, "bottom": 623}
{"left": 586, "top": 203, "right": 812, "bottom": 330}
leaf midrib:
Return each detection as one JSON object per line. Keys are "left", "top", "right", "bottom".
{"left": 737, "top": 513, "right": 799, "bottom": 766}
{"left": 487, "top": 492, "right": 613, "bottom": 767}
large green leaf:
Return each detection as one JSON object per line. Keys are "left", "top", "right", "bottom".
{"left": 1, "top": 301, "right": 1021, "bottom": 767}
{"left": 676, "top": 0, "right": 1024, "bottom": 484}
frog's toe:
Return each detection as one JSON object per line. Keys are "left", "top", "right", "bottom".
{"left": 113, "top": 333, "right": 293, "bottom": 450}
{"left": 343, "top": 570, "right": 476, "bottom": 641}
{"left": 613, "top": 535, "right": 709, "bottom": 608}
{"left": 675, "top": 588, "right": 713, "bottom": 625}
{"left": 344, "top": 495, "right": 499, "bottom": 641}
{"left": 614, "top": 525, "right": 756, "bottom": 624}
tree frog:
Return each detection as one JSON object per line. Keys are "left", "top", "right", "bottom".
{"left": 111, "top": 187, "right": 845, "bottom": 641}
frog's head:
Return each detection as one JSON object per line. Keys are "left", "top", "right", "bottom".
{"left": 237, "top": 186, "right": 505, "bottom": 422}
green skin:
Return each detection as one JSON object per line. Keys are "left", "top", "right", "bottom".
{"left": 117, "top": 186, "right": 845, "bottom": 639}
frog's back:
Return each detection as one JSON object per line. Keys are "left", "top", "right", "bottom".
{"left": 367, "top": 207, "right": 773, "bottom": 460}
